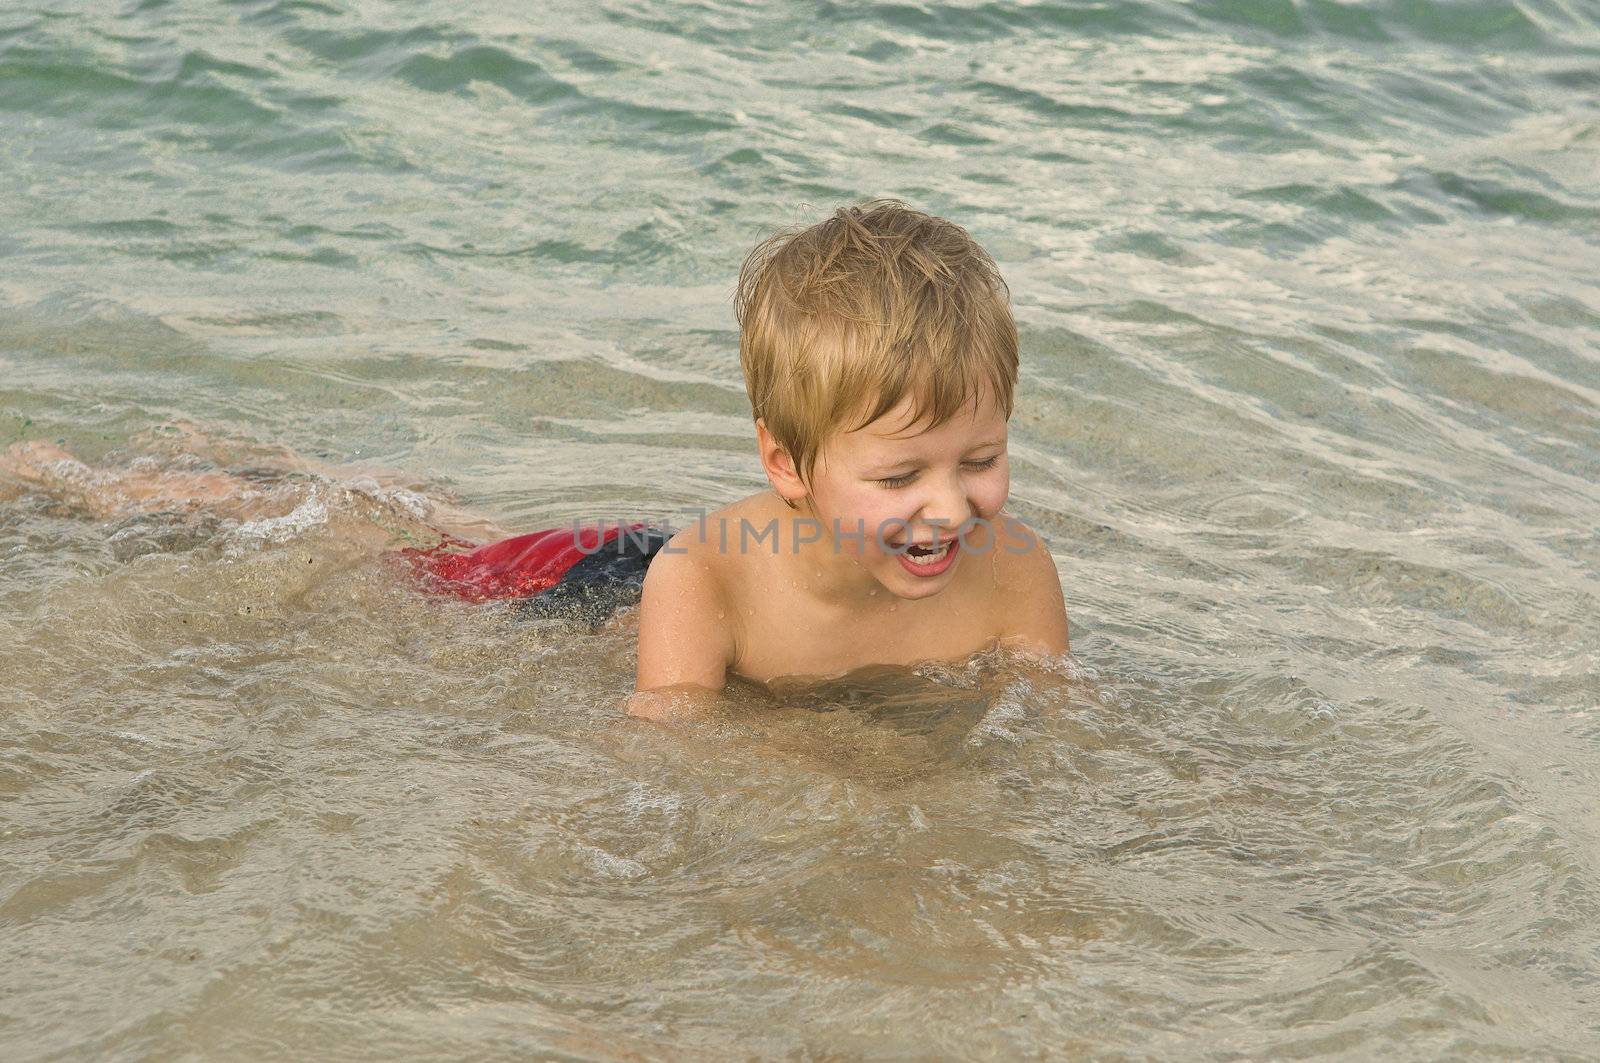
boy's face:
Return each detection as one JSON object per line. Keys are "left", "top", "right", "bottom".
{"left": 805, "top": 387, "right": 1010, "bottom": 601}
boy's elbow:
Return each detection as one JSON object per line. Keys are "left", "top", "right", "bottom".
{"left": 625, "top": 684, "right": 723, "bottom": 723}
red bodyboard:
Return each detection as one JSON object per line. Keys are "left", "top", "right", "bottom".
{"left": 398, "top": 524, "right": 636, "bottom": 602}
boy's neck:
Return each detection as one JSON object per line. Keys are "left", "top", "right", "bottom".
{"left": 787, "top": 498, "right": 897, "bottom": 609}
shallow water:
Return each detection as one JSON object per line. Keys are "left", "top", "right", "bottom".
{"left": 3, "top": 0, "right": 1599, "bottom": 1058}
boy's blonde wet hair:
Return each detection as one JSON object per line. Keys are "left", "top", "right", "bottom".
{"left": 735, "top": 199, "right": 1018, "bottom": 493}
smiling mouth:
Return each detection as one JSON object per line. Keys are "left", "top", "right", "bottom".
{"left": 901, "top": 540, "right": 953, "bottom": 563}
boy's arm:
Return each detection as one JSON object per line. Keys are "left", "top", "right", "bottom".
{"left": 631, "top": 537, "right": 735, "bottom": 717}
{"left": 992, "top": 517, "right": 1071, "bottom": 657}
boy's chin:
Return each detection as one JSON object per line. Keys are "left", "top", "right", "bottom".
{"left": 874, "top": 557, "right": 960, "bottom": 599}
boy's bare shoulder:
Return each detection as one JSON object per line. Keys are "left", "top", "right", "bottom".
{"left": 641, "top": 492, "right": 776, "bottom": 615}
{"left": 644, "top": 518, "right": 730, "bottom": 599}
{"left": 652, "top": 493, "right": 772, "bottom": 576}
{"left": 985, "top": 512, "right": 1050, "bottom": 569}
{"left": 980, "top": 513, "right": 1070, "bottom": 654}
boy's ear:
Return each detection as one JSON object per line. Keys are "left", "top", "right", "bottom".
{"left": 755, "top": 418, "right": 806, "bottom": 505}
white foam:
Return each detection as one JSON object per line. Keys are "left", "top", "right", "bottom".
{"left": 225, "top": 491, "right": 330, "bottom": 555}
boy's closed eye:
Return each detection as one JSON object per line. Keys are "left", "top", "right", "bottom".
{"left": 873, "top": 454, "right": 1002, "bottom": 488}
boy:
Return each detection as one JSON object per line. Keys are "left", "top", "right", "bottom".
{"left": 630, "top": 200, "right": 1069, "bottom": 719}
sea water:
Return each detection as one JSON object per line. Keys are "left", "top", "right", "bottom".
{"left": 2, "top": 0, "right": 1598, "bottom": 1058}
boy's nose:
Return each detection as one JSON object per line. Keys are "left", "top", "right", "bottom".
{"left": 916, "top": 475, "right": 972, "bottom": 536}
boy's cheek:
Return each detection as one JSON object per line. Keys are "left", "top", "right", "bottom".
{"left": 852, "top": 512, "right": 901, "bottom": 558}
{"left": 973, "top": 476, "right": 1010, "bottom": 520}
{"left": 833, "top": 512, "right": 903, "bottom": 559}
{"left": 831, "top": 491, "right": 902, "bottom": 549}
